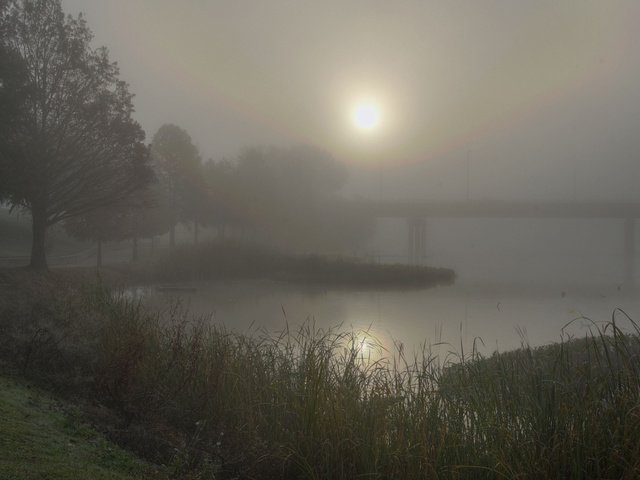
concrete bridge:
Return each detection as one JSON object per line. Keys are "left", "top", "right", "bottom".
{"left": 361, "top": 200, "right": 640, "bottom": 287}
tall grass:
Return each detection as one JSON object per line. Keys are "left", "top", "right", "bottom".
{"left": 1, "top": 274, "right": 639, "bottom": 478}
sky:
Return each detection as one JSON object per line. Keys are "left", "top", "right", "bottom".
{"left": 60, "top": 0, "right": 640, "bottom": 201}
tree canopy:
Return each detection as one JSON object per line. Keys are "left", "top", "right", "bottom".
{"left": 64, "top": 185, "right": 172, "bottom": 266}
{"left": 206, "top": 145, "right": 370, "bottom": 252}
{"left": 0, "top": 0, "right": 153, "bottom": 268}
{"left": 151, "top": 124, "right": 204, "bottom": 246}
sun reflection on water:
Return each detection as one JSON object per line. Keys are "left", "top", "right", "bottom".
{"left": 347, "top": 326, "right": 389, "bottom": 363}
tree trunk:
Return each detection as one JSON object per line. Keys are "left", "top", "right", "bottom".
{"left": 29, "top": 206, "right": 48, "bottom": 270}
{"left": 132, "top": 236, "right": 138, "bottom": 262}
{"left": 194, "top": 221, "right": 199, "bottom": 244}
{"left": 97, "top": 239, "right": 103, "bottom": 269}
{"left": 170, "top": 224, "right": 176, "bottom": 248}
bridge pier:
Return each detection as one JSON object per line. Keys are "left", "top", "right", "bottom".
{"left": 407, "top": 217, "right": 426, "bottom": 265}
{"left": 624, "top": 217, "right": 635, "bottom": 289}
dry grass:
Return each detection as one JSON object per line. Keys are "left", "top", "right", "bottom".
{"left": 1, "top": 271, "right": 639, "bottom": 479}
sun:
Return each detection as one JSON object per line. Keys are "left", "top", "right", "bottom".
{"left": 352, "top": 101, "right": 381, "bottom": 131}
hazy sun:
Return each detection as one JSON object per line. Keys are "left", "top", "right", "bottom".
{"left": 352, "top": 101, "right": 380, "bottom": 131}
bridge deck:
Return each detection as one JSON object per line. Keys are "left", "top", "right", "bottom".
{"left": 367, "top": 201, "right": 640, "bottom": 219}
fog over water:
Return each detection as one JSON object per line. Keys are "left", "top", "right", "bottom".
{"left": 56, "top": 1, "right": 640, "bottom": 352}
{"left": 136, "top": 276, "right": 639, "bottom": 359}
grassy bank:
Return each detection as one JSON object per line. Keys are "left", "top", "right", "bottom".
{"left": 0, "top": 376, "right": 165, "bottom": 479}
{"left": 152, "top": 240, "right": 456, "bottom": 288}
{"left": 1, "top": 271, "right": 639, "bottom": 478}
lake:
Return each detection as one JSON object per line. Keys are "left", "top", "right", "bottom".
{"left": 123, "top": 217, "right": 640, "bottom": 356}
{"left": 130, "top": 277, "right": 640, "bottom": 359}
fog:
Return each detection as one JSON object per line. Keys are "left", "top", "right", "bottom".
{"left": 60, "top": 0, "right": 640, "bottom": 201}
{"left": 4, "top": 1, "right": 640, "bottom": 348}
{"left": 4, "top": 3, "right": 640, "bottom": 473}
{"left": 57, "top": 1, "right": 639, "bottom": 281}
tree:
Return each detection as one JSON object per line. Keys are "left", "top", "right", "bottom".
{"left": 0, "top": 2, "right": 29, "bottom": 200}
{"left": 0, "top": 0, "right": 153, "bottom": 269}
{"left": 151, "top": 124, "right": 203, "bottom": 247}
{"left": 274, "top": 144, "right": 348, "bottom": 199}
{"left": 64, "top": 184, "right": 172, "bottom": 267}
{"left": 126, "top": 184, "right": 173, "bottom": 260}
{"left": 228, "top": 144, "right": 354, "bottom": 248}
{"left": 64, "top": 201, "right": 131, "bottom": 269}
{"left": 202, "top": 157, "right": 244, "bottom": 236}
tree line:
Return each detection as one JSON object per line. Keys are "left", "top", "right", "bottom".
{"left": 0, "top": 0, "right": 373, "bottom": 269}
{"left": 68, "top": 126, "right": 374, "bottom": 267}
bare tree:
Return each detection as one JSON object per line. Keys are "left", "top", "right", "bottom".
{"left": 0, "top": 0, "right": 152, "bottom": 269}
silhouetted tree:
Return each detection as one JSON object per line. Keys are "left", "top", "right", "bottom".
{"left": 0, "top": 2, "right": 29, "bottom": 202}
{"left": 64, "top": 184, "right": 172, "bottom": 267}
{"left": 0, "top": 0, "right": 152, "bottom": 269}
{"left": 151, "top": 124, "right": 203, "bottom": 247}
{"left": 274, "top": 144, "right": 348, "bottom": 199}
{"left": 208, "top": 144, "right": 373, "bottom": 252}
{"left": 202, "top": 158, "right": 245, "bottom": 236}
{"left": 234, "top": 147, "right": 277, "bottom": 235}
{"left": 127, "top": 184, "right": 173, "bottom": 260}
{"left": 64, "top": 201, "right": 131, "bottom": 269}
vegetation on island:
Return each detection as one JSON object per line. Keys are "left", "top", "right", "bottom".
{"left": 152, "top": 240, "right": 456, "bottom": 288}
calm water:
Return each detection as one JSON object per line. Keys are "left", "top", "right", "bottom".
{"left": 131, "top": 278, "right": 640, "bottom": 357}
{"left": 126, "top": 217, "right": 640, "bottom": 355}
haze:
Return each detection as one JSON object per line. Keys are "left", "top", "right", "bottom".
{"left": 3, "top": 1, "right": 640, "bottom": 344}
{"left": 3, "top": 3, "right": 640, "bottom": 473}
{"left": 61, "top": 0, "right": 640, "bottom": 201}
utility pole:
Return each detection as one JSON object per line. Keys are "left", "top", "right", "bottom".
{"left": 466, "top": 150, "right": 470, "bottom": 202}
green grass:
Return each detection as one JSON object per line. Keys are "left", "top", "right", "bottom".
{"left": 0, "top": 376, "right": 165, "bottom": 480}
{"left": 1, "top": 270, "right": 639, "bottom": 479}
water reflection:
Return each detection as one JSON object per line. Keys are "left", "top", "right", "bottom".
{"left": 126, "top": 280, "right": 640, "bottom": 357}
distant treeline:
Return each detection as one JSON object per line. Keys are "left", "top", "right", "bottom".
{"left": 66, "top": 127, "right": 377, "bottom": 267}
{"left": 0, "top": 1, "right": 374, "bottom": 270}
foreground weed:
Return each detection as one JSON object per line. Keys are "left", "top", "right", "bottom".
{"left": 1, "top": 276, "right": 639, "bottom": 479}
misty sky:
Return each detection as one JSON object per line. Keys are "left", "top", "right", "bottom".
{"left": 61, "top": 1, "right": 640, "bottom": 201}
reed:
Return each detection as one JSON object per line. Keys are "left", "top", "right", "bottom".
{"left": 1, "top": 275, "right": 639, "bottom": 479}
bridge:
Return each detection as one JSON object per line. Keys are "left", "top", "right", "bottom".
{"left": 360, "top": 200, "right": 640, "bottom": 287}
